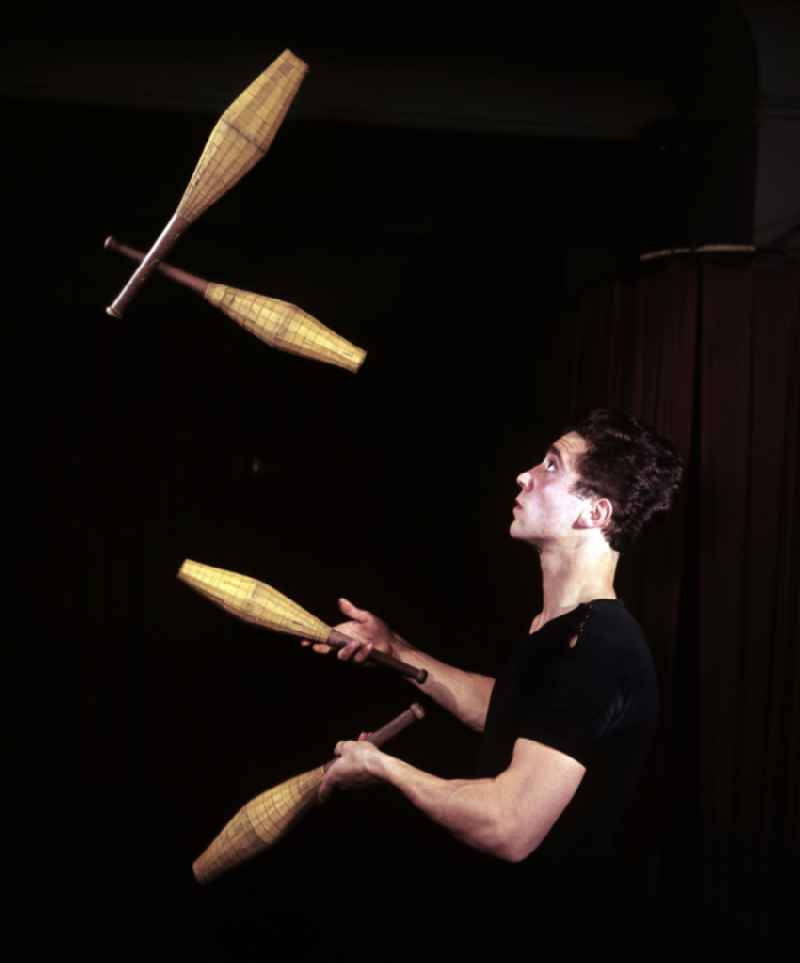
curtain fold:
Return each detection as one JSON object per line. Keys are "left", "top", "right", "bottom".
{"left": 567, "top": 253, "right": 799, "bottom": 939}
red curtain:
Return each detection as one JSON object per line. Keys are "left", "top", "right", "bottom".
{"left": 567, "top": 253, "right": 799, "bottom": 939}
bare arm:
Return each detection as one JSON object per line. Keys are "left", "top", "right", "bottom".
{"left": 319, "top": 736, "right": 585, "bottom": 862}
{"left": 391, "top": 636, "right": 494, "bottom": 732}
{"left": 304, "top": 598, "right": 495, "bottom": 732}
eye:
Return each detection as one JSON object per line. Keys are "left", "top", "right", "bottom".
{"left": 544, "top": 458, "right": 557, "bottom": 473}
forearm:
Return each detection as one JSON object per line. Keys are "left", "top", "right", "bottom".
{"left": 392, "top": 634, "right": 494, "bottom": 731}
{"left": 323, "top": 738, "right": 583, "bottom": 861}
{"left": 373, "top": 751, "right": 519, "bottom": 860}
{"left": 319, "top": 599, "right": 493, "bottom": 730}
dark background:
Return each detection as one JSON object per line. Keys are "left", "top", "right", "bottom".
{"left": 7, "top": 4, "right": 797, "bottom": 959}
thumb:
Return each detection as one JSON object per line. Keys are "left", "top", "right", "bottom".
{"left": 338, "top": 597, "right": 369, "bottom": 623}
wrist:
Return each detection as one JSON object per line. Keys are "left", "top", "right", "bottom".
{"left": 366, "top": 746, "right": 389, "bottom": 781}
{"left": 391, "top": 632, "right": 413, "bottom": 655}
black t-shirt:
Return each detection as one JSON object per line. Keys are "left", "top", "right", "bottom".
{"left": 385, "top": 601, "right": 659, "bottom": 958}
{"left": 475, "top": 600, "right": 658, "bottom": 894}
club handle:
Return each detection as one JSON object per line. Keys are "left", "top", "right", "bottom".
{"left": 104, "top": 235, "right": 210, "bottom": 296}
{"left": 106, "top": 213, "right": 188, "bottom": 317}
{"left": 322, "top": 702, "right": 425, "bottom": 771}
{"left": 326, "top": 629, "right": 428, "bottom": 684}
{"left": 368, "top": 702, "right": 426, "bottom": 747}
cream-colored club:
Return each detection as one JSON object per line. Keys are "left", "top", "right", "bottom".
{"left": 105, "top": 237, "right": 366, "bottom": 373}
{"left": 193, "top": 704, "right": 425, "bottom": 883}
{"left": 206, "top": 283, "right": 366, "bottom": 372}
{"left": 175, "top": 50, "right": 307, "bottom": 223}
{"left": 193, "top": 765, "right": 325, "bottom": 883}
{"left": 177, "top": 560, "right": 428, "bottom": 682}
{"left": 178, "top": 559, "right": 330, "bottom": 642}
{"left": 107, "top": 50, "right": 308, "bottom": 318}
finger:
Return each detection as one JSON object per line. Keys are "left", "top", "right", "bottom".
{"left": 352, "top": 642, "right": 373, "bottom": 664}
{"left": 338, "top": 598, "right": 370, "bottom": 624}
{"left": 357, "top": 731, "right": 372, "bottom": 741}
{"left": 336, "top": 640, "right": 364, "bottom": 661}
{"left": 301, "top": 639, "right": 333, "bottom": 654}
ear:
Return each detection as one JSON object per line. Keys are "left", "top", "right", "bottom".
{"left": 575, "top": 497, "right": 613, "bottom": 532}
{"left": 590, "top": 497, "right": 613, "bottom": 532}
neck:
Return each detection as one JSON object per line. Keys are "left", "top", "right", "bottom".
{"left": 530, "top": 536, "right": 619, "bottom": 631}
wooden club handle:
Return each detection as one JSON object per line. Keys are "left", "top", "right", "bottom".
{"left": 322, "top": 701, "right": 426, "bottom": 772}
{"left": 104, "top": 235, "right": 208, "bottom": 296}
{"left": 326, "top": 628, "right": 428, "bottom": 684}
{"left": 106, "top": 214, "right": 188, "bottom": 317}
{"left": 367, "top": 702, "right": 426, "bottom": 746}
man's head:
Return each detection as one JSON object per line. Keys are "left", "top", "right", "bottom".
{"left": 565, "top": 409, "right": 683, "bottom": 551}
{"left": 511, "top": 410, "right": 682, "bottom": 552}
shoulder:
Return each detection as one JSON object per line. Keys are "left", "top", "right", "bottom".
{"left": 523, "top": 601, "right": 658, "bottom": 712}
{"left": 577, "top": 601, "right": 651, "bottom": 663}
{"left": 574, "top": 601, "right": 659, "bottom": 716}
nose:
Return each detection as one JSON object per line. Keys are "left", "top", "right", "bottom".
{"left": 517, "top": 470, "right": 532, "bottom": 491}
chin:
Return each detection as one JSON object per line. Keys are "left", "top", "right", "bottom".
{"left": 509, "top": 522, "right": 530, "bottom": 542}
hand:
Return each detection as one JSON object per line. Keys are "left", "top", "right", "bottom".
{"left": 301, "top": 598, "right": 398, "bottom": 665}
{"left": 318, "top": 733, "right": 384, "bottom": 802}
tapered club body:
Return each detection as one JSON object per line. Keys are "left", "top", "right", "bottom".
{"left": 177, "top": 560, "right": 426, "bottom": 682}
{"left": 192, "top": 703, "right": 425, "bottom": 883}
{"left": 107, "top": 50, "right": 308, "bottom": 318}
{"left": 105, "top": 237, "right": 365, "bottom": 372}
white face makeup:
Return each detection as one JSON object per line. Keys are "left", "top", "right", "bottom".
{"left": 510, "top": 432, "right": 593, "bottom": 545}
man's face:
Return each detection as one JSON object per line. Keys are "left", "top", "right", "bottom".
{"left": 510, "top": 431, "right": 592, "bottom": 544}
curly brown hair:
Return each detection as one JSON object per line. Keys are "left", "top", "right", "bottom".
{"left": 568, "top": 409, "right": 683, "bottom": 551}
